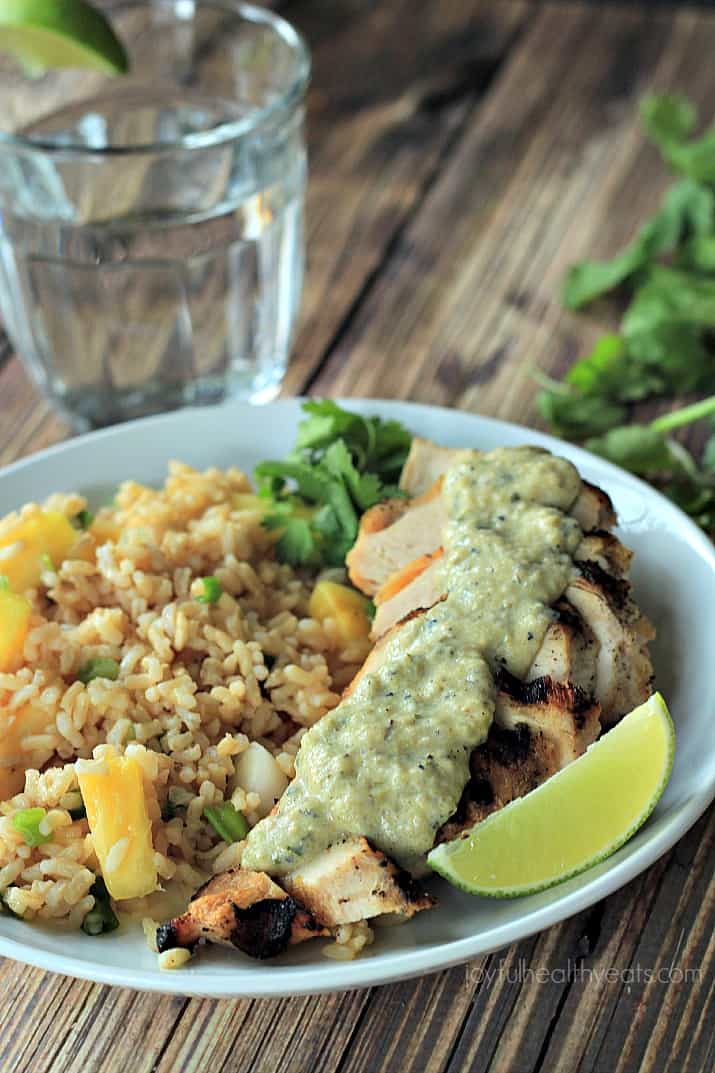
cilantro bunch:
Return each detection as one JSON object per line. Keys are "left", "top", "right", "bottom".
{"left": 538, "top": 93, "right": 715, "bottom": 533}
{"left": 255, "top": 401, "right": 412, "bottom": 566}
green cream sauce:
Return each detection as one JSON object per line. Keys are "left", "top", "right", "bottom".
{"left": 242, "top": 447, "right": 583, "bottom": 875}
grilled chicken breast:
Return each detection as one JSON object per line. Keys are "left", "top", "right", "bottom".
{"left": 156, "top": 869, "right": 328, "bottom": 960}
{"left": 157, "top": 838, "right": 434, "bottom": 959}
{"left": 283, "top": 837, "right": 435, "bottom": 925}
{"left": 348, "top": 440, "right": 653, "bottom": 725}
{"left": 158, "top": 438, "right": 655, "bottom": 961}
{"left": 439, "top": 673, "right": 600, "bottom": 840}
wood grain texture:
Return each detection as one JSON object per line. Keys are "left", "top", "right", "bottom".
{"left": 309, "top": 4, "right": 715, "bottom": 414}
{"left": 0, "top": 4, "right": 714, "bottom": 1073}
{"left": 0, "top": 0, "right": 530, "bottom": 460}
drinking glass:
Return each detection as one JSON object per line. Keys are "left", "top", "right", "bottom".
{"left": 0, "top": 1, "right": 310, "bottom": 430}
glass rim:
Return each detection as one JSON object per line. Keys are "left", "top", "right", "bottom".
{"left": 0, "top": 0, "right": 310, "bottom": 158}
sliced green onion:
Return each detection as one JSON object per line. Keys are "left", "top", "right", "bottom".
{"left": 73, "top": 509, "right": 95, "bottom": 530}
{"left": 81, "top": 877, "right": 119, "bottom": 936}
{"left": 365, "top": 598, "right": 376, "bottom": 622}
{"left": 77, "top": 658, "right": 120, "bottom": 684}
{"left": 204, "top": 802, "right": 248, "bottom": 842}
{"left": 0, "top": 575, "right": 9, "bottom": 592}
{"left": 12, "top": 807, "right": 52, "bottom": 847}
{"left": 196, "top": 576, "right": 223, "bottom": 604}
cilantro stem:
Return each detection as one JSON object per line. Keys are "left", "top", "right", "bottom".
{"left": 651, "top": 395, "right": 715, "bottom": 434}
{"left": 530, "top": 367, "right": 573, "bottom": 395}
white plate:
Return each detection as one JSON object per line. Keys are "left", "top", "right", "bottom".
{"left": 1, "top": 398, "right": 714, "bottom": 998}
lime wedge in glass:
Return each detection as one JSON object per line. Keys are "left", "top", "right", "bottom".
{"left": 428, "top": 692, "right": 675, "bottom": 897}
{"left": 0, "top": 0, "right": 128, "bottom": 75}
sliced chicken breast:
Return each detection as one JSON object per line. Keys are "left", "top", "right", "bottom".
{"left": 346, "top": 482, "right": 446, "bottom": 597}
{"left": 527, "top": 599, "right": 598, "bottom": 697}
{"left": 284, "top": 837, "right": 435, "bottom": 926}
{"left": 372, "top": 556, "right": 444, "bottom": 638}
{"left": 576, "top": 531, "right": 632, "bottom": 578}
{"left": 566, "top": 562, "right": 654, "bottom": 725}
{"left": 156, "top": 838, "right": 435, "bottom": 960}
{"left": 155, "top": 869, "right": 328, "bottom": 960}
{"left": 399, "top": 438, "right": 472, "bottom": 496}
{"left": 495, "top": 670, "right": 601, "bottom": 767}
{"left": 439, "top": 672, "right": 600, "bottom": 841}
{"left": 399, "top": 437, "right": 616, "bottom": 530}
{"left": 349, "top": 440, "right": 617, "bottom": 607}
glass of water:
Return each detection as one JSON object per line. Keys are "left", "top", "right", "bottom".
{"left": 0, "top": 1, "right": 309, "bottom": 430}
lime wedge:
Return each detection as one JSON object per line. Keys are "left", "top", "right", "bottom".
{"left": 428, "top": 692, "right": 675, "bottom": 897}
{"left": 0, "top": 0, "right": 128, "bottom": 76}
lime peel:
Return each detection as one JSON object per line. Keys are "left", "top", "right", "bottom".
{"left": 428, "top": 693, "right": 675, "bottom": 898}
{"left": 0, "top": 0, "right": 128, "bottom": 76}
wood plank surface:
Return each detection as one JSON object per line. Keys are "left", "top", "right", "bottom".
{"left": 0, "top": 3, "right": 714, "bottom": 1073}
{"left": 0, "top": 0, "right": 531, "bottom": 458}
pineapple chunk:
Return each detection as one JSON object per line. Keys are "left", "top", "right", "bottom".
{"left": 78, "top": 754, "right": 158, "bottom": 900}
{"left": 309, "top": 580, "right": 371, "bottom": 646}
{"left": 0, "top": 511, "right": 78, "bottom": 592}
{"left": 0, "top": 589, "right": 31, "bottom": 671}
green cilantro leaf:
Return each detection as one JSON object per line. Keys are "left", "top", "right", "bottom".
{"left": 642, "top": 94, "right": 715, "bottom": 183}
{"left": 536, "top": 388, "right": 626, "bottom": 440}
{"left": 563, "top": 180, "right": 714, "bottom": 309}
{"left": 322, "top": 440, "right": 383, "bottom": 511}
{"left": 271, "top": 516, "right": 317, "bottom": 566}
{"left": 641, "top": 93, "right": 697, "bottom": 149}
{"left": 295, "top": 399, "right": 362, "bottom": 451}
{"left": 585, "top": 426, "right": 682, "bottom": 476}
{"left": 542, "top": 92, "right": 715, "bottom": 537}
{"left": 255, "top": 402, "right": 413, "bottom": 568}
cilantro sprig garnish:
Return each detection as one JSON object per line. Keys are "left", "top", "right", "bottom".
{"left": 255, "top": 401, "right": 412, "bottom": 567}
{"left": 537, "top": 93, "right": 715, "bottom": 534}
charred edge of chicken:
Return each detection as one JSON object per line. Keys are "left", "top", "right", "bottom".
{"left": 371, "top": 845, "right": 438, "bottom": 909}
{"left": 496, "top": 668, "right": 594, "bottom": 717}
{"left": 552, "top": 598, "right": 585, "bottom": 632}
{"left": 577, "top": 559, "right": 631, "bottom": 611}
{"left": 441, "top": 722, "right": 534, "bottom": 831}
{"left": 156, "top": 894, "right": 310, "bottom": 960}
{"left": 579, "top": 481, "right": 617, "bottom": 529}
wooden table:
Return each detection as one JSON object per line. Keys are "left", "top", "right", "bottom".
{"left": 1, "top": 2, "right": 714, "bottom": 1070}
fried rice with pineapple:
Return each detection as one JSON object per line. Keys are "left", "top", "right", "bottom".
{"left": 0, "top": 461, "right": 374, "bottom": 959}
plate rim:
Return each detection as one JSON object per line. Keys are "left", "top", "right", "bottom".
{"left": 1, "top": 396, "right": 714, "bottom": 998}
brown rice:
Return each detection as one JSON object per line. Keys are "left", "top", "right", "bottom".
{"left": 0, "top": 461, "right": 373, "bottom": 956}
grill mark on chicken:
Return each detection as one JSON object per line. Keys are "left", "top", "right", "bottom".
{"left": 553, "top": 600, "right": 583, "bottom": 632}
{"left": 155, "top": 869, "right": 328, "bottom": 960}
{"left": 157, "top": 441, "right": 655, "bottom": 962}
{"left": 497, "top": 667, "right": 595, "bottom": 715}
{"left": 579, "top": 560, "right": 628, "bottom": 606}
{"left": 283, "top": 837, "right": 435, "bottom": 926}
{"left": 438, "top": 672, "right": 601, "bottom": 842}
{"left": 482, "top": 720, "right": 532, "bottom": 766}
{"left": 439, "top": 722, "right": 553, "bottom": 841}
{"left": 576, "top": 530, "right": 632, "bottom": 578}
